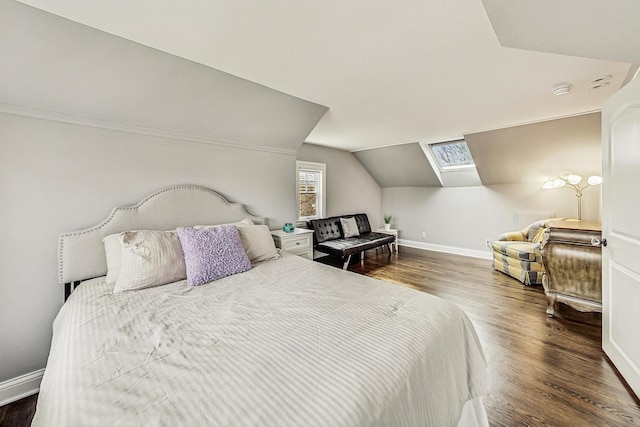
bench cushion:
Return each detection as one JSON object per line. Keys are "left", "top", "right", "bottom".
{"left": 316, "top": 232, "right": 395, "bottom": 257}
{"left": 310, "top": 217, "right": 342, "bottom": 243}
{"left": 350, "top": 213, "right": 372, "bottom": 234}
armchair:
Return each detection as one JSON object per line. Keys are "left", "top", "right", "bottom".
{"left": 489, "top": 219, "right": 568, "bottom": 285}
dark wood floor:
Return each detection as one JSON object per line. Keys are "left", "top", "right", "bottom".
{"left": 0, "top": 393, "right": 37, "bottom": 427}
{"left": 3, "top": 247, "right": 639, "bottom": 426}
{"left": 321, "top": 247, "right": 640, "bottom": 426}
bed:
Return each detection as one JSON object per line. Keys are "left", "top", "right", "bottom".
{"left": 33, "top": 185, "right": 489, "bottom": 426}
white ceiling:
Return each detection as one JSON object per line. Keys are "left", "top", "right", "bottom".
{"left": 15, "top": 0, "right": 638, "bottom": 152}
{"left": 482, "top": 0, "right": 640, "bottom": 67}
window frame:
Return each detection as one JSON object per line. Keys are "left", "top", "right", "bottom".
{"left": 428, "top": 139, "right": 475, "bottom": 172}
{"left": 296, "top": 161, "right": 326, "bottom": 221}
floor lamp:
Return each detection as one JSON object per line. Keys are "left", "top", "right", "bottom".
{"left": 542, "top": 174, "right": 602, "bottom": 220}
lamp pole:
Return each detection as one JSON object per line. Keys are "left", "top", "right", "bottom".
{"left": 566, "top": 184, "right": 584, "bottom": 220}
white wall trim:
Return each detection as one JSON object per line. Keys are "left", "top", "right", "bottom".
{"left": 0, "top": 369, "right": 43, "bottom": 407}
{"left": 399, "top": 239, "right": 492, "bottom": 260}
{"left": 0, "top": 103, "right": 297, "bottom": 156}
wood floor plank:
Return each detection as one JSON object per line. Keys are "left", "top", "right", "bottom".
{"left": 325, "top": 246, "right": 640, "bottom": 426}
{"left": 0, "top": 394, "right": 37, "bottom": 427}
{"left": 3, "top": 247, "right": 639, "bottom": 425}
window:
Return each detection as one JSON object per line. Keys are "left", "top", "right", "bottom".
{"left": 296, "top": 161, "right": 326, "bottom": 220}
{"left": 429, "top": 139, "right": 475, "bottom": 171}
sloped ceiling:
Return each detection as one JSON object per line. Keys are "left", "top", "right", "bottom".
{"left": 0, "top": 0, "right": 328, "bottom": 153}
{"left": 350, "top": 112, "right": 601, "bottom": 188}
{"left": 482, "top": 0, "right": 640, "bottom": 82}
{"left": 465, "top": 113, "right": 602, "bottom": 185}
{"left": 3, "top": 1, "right": 633, "bottom": 188}
{"left": 353, "top": 143, "right": 441, "bottom": 187}
{"left": 14, "top": 0, "right": 633, "bottom": 151}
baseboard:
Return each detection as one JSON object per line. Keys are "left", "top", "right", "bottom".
{"left": 0, "top": 369, "right": 43, "bottom": 407}
{"left": 399, "top": 239, "right": 492, "bottom": 260}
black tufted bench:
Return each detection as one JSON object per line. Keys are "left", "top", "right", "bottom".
{"left": 308, "top": 214, "right": 395, "bottom": 269}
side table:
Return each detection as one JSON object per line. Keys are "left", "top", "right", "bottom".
{"left": 270, "top": 228, "right": 314, "bottom": 260}
{"left": 375, "top": 228, "right": 398, "bottom": 253}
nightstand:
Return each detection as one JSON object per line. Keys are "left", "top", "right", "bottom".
{"left": 270, "top": 228, "right": 314, "bottom": 260}
{"left": 376, "top": 228, "right": 398, "bottom": 253}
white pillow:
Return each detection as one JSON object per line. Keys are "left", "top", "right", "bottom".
{"left": 235, "top": 224, "right": 279, "bottom": 263}
{"left": 103, "top": 233, "right": 123, "bottom": 284}
{"left": 114, "top": 230, "right": 186, "bottom": 293}
{"left": 340, "top": 217, "right": 360, "bottom": 238}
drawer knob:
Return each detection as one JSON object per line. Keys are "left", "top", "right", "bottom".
{"left": 296, "top": 242, "right": 300, "bottom": 245}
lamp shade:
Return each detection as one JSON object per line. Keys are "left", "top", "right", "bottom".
{"left": 587, "top": 175, "right": 603, "bottom": 185}
{"left": 567, "top": 174, "right": 582, "bottom": 185}
{"left": 542, "top": 179, "right": 567, "bottom": 189}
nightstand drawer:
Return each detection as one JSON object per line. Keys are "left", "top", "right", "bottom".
{"left": 289, "top": 247, "right": 312, "bottom": 258}
{"left": 281, "top": 234, "right": 312, "bottom": 251}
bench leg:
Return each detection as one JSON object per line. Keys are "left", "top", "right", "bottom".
{"left": 387, "top": 243, "right": 392, "bottom": 256}
{"left": 343, "top": 254, "right": 352, "bottom": 270}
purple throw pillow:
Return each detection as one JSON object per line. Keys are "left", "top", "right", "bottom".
{"left": 177, "top": 225, "right": 251, "bottom": 286}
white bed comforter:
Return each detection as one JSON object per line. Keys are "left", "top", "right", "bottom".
{"left": 34, "top": 253, "right": 488, "bottom": 427}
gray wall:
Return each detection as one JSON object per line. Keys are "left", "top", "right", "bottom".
{"left": 466, "top": 112, "right": 602, "bottom": 185}
{"left": 1, "top": 0, "right": 327, "bottom": 155}
{"left": 0, "top": 112, "right": 297, "bottom": 383}
{"left": 297, "top": 144, "right": 382, "bottom": 228}
{"left": 0, "top": 0, "right": 327, "bottom": 386}
{"left": 382, "top": 183, "right": 601, "bottom": 254}
{"left": 377, "top": 114, "right": 604, "bottom": 256}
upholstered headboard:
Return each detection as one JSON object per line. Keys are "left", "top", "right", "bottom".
{"left": 58, "top": 185, "right": 266, "bottom": 286}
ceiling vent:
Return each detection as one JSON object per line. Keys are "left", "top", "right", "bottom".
{"left": 590, "top": 75, "right": 612, "bottom": 90}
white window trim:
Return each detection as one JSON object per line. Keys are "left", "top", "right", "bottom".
{"left": 296, "top": 161, "right": 326, "bottom": 221}
{"left": 420, "top": 140, "right": 482, "bottom": 187}
{"left": 428, "top": 139, "right": 475, "bottom": 172}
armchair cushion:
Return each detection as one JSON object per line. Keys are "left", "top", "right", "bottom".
{"left": 490, "top": 218, "right": 566, "bottom": 285}
{"left": 490, "top": 240, "right": 539, "bottom": 262}
{"left": 497, "top": 231, "right": 526, "bottom": 242}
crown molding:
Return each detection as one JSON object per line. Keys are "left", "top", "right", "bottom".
{"left": 0, "top": 103, "right": 297, "bottom": 156}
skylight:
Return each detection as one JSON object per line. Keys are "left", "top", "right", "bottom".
{"left": 429, "top": 140, "right": 475, "bottom": 171}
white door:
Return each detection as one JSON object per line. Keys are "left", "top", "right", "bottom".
{"left": 601, "top": 76, "right": 640, "bottom": 398}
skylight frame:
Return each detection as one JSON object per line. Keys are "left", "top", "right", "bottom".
{"left": 428, "top": 139, "right": 476, "bottom": 172}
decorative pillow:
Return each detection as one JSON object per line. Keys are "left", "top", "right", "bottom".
{"left": 114, "top": 230, "right": 186, "bottom": 293}
{"left": 340, "top": 217, "right": 360, "bottom": 238}
{"left": 177, "top": 225, "right": 251, "bottom": 286}
{"left": 235, "top": 224, "right": 279, "bottom": 263}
